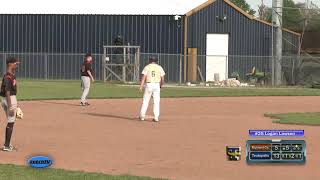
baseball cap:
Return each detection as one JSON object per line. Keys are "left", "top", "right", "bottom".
{"left": 149, "top": 56, "right": 158, "bottom": 62}
{"left": 6, "top": 57, "right": 20, "bottom": 65}
{"left": 85, "top": 53, "right": 92, "bottom": 58}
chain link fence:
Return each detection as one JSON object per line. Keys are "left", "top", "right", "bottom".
{"left": 1, "top": 52, "right": 317, "bottom": 86}
{"left": 0, "top": 53, "right": 103, "bottom": 80}
{"left": 286, "top": 56, "right": 320, "bottom": 86}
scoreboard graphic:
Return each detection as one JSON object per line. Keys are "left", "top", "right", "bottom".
{"left": 246, "top": 140, "right": 306, "bottom": 164}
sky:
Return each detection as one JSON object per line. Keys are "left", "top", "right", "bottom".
{"left": 0, "top": 0, "right": 318, "bottom": 14}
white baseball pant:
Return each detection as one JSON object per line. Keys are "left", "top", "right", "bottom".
{"left": 81, "top": 76, "right": 91, "bottom": 103}
{"left": 1, "top": 95, "right": 17, "bottom": 123}
{"left": 140, "top": 83, "right": 161, "bottom": 120}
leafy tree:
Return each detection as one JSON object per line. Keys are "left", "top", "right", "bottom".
{"left": 258, "top": 0, "right": 320, "bottom": 32}
{"left": 304, "top": 2, "right": 320, "bottom": 32}
{"left": 282, "top": 0, "right": 304, "bottom": 31}
{"left": 258, "top": 1, "right": 272, "bottom": 21}
{"left": 230, "top": 0, "right": 256, "bottom": 15}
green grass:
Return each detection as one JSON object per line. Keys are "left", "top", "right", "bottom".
{"left": 16, "top": 79, "right": 320, "bottom": 101}
{"left": 265, "top": 112, "right": 320, "bottom": 125}
{"left": 0, "top": 164, "right": 168, "bottom": 180}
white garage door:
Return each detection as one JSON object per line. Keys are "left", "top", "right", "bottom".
{"left": 206, "top": 34, "right": 229, "bottom": 82}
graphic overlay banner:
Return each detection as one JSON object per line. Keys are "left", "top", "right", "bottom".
{"left": 249, "top": 130, "right": 304, "bottom": 137}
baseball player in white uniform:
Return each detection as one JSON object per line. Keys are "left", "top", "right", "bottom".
{"left": 139, "top": 57, "right": 165, "bottom": 122}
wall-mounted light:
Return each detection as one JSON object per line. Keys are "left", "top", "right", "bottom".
{"left": 174, "top": 15, "right": 181, "bottom": 21}
{"left": 173, "top": 15, "right": 182, "bottom": 28}
{"left": 216, "top": 14, "right": 227, "bottom": 22}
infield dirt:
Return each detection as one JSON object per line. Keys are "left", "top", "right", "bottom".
{"left": 0, "top": 96, "right": 319, "bottom": 180}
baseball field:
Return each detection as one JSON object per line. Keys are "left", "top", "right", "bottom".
{"left": 1, "top": 79, "right": 320, "bottom": 180}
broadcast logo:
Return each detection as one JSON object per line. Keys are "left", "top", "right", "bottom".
{"left": 27, "top": 156, "right": 53, "bottom": 168}
{"left": 226, "top": 146, "right": 241, "bottom": 161}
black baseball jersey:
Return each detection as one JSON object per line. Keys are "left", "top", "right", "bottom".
{"left": 0, "top": 73, "right": 17, "bottom": 97}
{"left": 81, "top": 62, "right": 93, "bottom": 77}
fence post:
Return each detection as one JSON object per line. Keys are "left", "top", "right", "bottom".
{"left": 122, "top": 47, "right": 126, "bottom": 82}
{"left": 44, "top": 53, "right": 48, "bottom": 80}
{"left": 271, "top": 56, "right": 275, "bottom": 86}
{"left": 3, "top": 53, "right": 6, "bottom": 75}
{"left": 102, "top": 46, "right": 106, "bottom": 82}
{"left": 136, "top": 48, "right": 141, "bottom": 82}
{"left": 179, "top": 54, "right": 182, "bottom": 84}
{"left": 226, "top": 55, "right": 228, "bottom": 80}
{"left": 291, "top": 56, "right": 295, "bottom": 85}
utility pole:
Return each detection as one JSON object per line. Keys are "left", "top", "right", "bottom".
{"left": 272, "top": 0, "right": 283, "bottom": 86}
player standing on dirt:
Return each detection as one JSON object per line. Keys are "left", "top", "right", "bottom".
{"left": 0, "top": 57, "right": 20, "bottom": 151}
{"left": 139, "top": 57, "right": 165, "bottom": 122}
{"left": 80, "top": 53, "right": 94, "bottom": 106}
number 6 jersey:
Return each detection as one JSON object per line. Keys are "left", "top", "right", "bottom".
{"left": 142, "top": 63, "right": 165, "bottom": 83}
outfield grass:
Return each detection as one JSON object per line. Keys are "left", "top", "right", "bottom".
{"left": 265, "top": 112, "right": 320, "bottom": 125}
{"left": 0, "top": 164, "right": 168, "bottom": 180}
{"left": 16, "top": 80, "right": 320, "bottom": 100}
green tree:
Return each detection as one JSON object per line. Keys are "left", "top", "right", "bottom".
{"left": 305, "top": 2, "right": 320, "bottom": 32}
{"left": 230, "top": 0, "right": 256, "bottom": 15}
{"left": 258, "top": 2, "right": 272, "bottom": 21}
{"left": 258, "top": 0, "right": 320, "bottom": 32}
{"left": 282, "top": 0, "right": 304, "bottom": 31}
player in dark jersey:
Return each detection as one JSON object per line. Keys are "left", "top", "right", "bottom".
{"left": 0, "top": 57, "right": 20, "bottom": 152}
{"left": 80, "top": 53, "right": 94, "bottom": 106}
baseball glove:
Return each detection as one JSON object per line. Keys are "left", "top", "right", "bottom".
{"left": 16, "top": 107, "right": 24, "bottom": 119}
